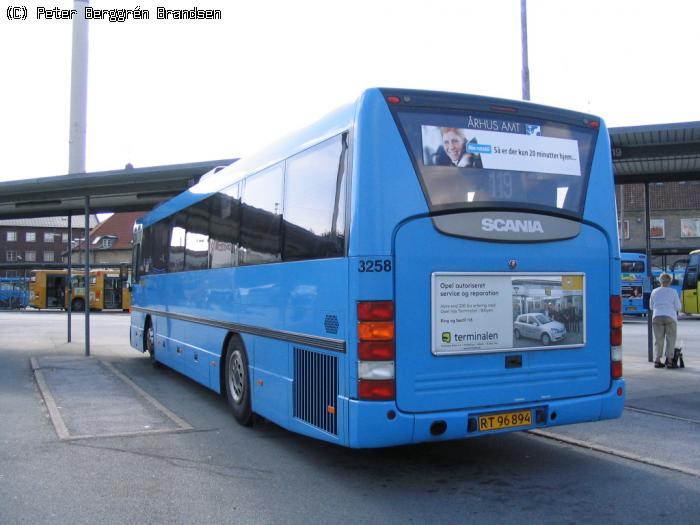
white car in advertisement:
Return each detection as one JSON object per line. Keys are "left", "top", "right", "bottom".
{"left": 513, "top": 313, "right": 567, "bottom": 346}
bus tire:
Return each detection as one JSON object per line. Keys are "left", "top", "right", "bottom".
{"left": 72, "top": 298, "right": 85, "bottom": 312}
{"left": 541, "top": 333, "right": 551, "bottom": 346}
{"left": 144, "top": 319, "right": 160, "bottom": 367}
{"left": 224, "top": 337, "right": 252, "bottom": 426}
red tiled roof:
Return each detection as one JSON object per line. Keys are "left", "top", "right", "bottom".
{"left": 74, "top": 212, "right": 144, "bottom": 251}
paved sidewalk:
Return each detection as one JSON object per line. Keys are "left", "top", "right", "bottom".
{"left": 536, "top": 317, "right": 700, "bottom": 476}
{"left": 32, "top": 355, "right": 192, "bottom": 440}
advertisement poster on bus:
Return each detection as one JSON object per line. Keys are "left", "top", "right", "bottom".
{"left": 432, "top": 273, "right": 585, "bottom": 355}
{"left": 421, "top": 122, "right": 582, "bottom": 177}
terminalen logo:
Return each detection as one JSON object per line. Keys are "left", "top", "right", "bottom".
{"left": 481, "top": 218, "right": 544, "bottom": 233}
{"left": 445, "top": 331, "right": 499, "bottom": 343}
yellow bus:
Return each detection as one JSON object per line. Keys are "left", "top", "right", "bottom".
{"left": 681, "top": 249, "right": 699, "bottom": 314}
{"left": 68, "top": 269, "right": 131, "bottom": 311}
{"left": 29, "top": 269, "right": 131, "bottom": 311}
{"left": 29, "top": 270, "right": 68, "bottom": 309}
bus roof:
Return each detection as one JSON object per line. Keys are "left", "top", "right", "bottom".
{"left": 141, "top": 98, "right": 357, "bottom": 227}
{"left": 140, "top": 86, "right": 607, "bottom": 229}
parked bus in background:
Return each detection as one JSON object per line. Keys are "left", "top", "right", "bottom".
{"left": 68, "top": 269, "right": 131, "bottom": 311}
{"left": 0, "top": 277, "right": 29, "bottom": 309}
{"left": 621, "top": 252, "right": 646, "bottom": 315}
{"left": 29, "top": 269, "right": 130, "bottom": 311}
{"left": 29, "top": 270, "right": 67, "bottom": 309}
{"left": 680, "top": 249, "right": 700, "bottom": 314}
{"left": 669, "top": 258, "right": 687, "bottom": 299}
{"left": 129, "top": 88, "right": 624, "bottom": 448}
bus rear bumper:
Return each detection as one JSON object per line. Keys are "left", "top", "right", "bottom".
{"left": 346, "top": 379, "right": 625, "bottom": 448}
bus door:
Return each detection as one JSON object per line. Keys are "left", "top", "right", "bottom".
{"left": 46, "top": 275, "right": 66, "bottom": 308}
{"left": 104, "top": 275, "right": 122, "bottom": 309}
{"left": 28, "top": 274, "right": 40, "bottom": 308}
{"left": 682, "top": 257, "right": 699, "bottom": 314}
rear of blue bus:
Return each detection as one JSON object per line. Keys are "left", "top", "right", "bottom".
{"left": 345, "top": 88, "right": 624, "bottom": 448}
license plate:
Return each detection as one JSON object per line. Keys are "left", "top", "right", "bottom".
{"left": 628, "top": 306, "right": 637, "bottom": 311}
{"left": 478, "top": 409, "right": 532, "bottom": 432}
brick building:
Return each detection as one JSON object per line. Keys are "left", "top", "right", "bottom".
{"left": 0, "top": 216, "right": 98, "bottom": 277}
{"left": 616, "top": 180, "right": 700, "bottom": 268}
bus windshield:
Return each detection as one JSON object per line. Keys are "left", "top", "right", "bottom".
{"left": 396, "top": 109, "right": 597, "bottom": 217}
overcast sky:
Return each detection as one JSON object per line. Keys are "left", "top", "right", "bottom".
{"left": 2, "top": 0, "right": 699, "bottom": 182}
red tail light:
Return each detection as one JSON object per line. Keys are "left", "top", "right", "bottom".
{"left": 611, "top": 295, "right": 623, "bottom": 379}
{"left": 358, "top": 379, "right": 395, "bottom": 401}
{"left": 611, "top": 329, "right": 622, "bottom": 346}
{"left": 359, "top": 341, "right": 395, "bottom": 360}
{"left": 611, "top": 361, "right": 623, "bottom": 379}
{"left": 611, "top": 313, "right": 623, "bottom": 329}
{"left": 358, "top": 301, "right": 394, "bottom": 321}
{"left": 610, "top": 294, "right": 622, "bottom": 345}
{"left": 610, "top": 295, "right": 622, "bottom": 313}
{"left": 357, "top": 301, "right": 396, "bottom": 400}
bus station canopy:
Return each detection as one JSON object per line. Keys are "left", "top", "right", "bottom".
{"left": 1, "top": 122, "right": 700, "bottom": 220}
{"left": 0, "top": 159, "right": 236, "bottom": 220}
{"left": 610, "top": 121, "right": 700, "bottom": 184}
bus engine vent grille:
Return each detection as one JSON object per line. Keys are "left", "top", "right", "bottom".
{"left": 324, "top": 314, "right": 339, "bottom": 335}
{"left": 293, "top": 347, "right": 338, "bottom": 435}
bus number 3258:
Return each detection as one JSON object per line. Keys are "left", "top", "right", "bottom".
{"left": 358, "top": 259, "right": 392, "bottom": 272}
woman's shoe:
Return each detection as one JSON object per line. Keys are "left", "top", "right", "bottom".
{"left": 665, "top": 359, "right": 678, "bottom": 369}
{"left": 654, "top": 360, "right": 665, "bottom": 368}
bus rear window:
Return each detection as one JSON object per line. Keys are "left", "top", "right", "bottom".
{"left": 396, "top": 110, "right": 597, "bottom": 217}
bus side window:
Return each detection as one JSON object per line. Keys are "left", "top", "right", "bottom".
{"left": 150, "top": 221, "right": 170, "bottom": 274}
{"left": 169, "top": 213, "right": 187, "bottom": 273}
{"left": 209, "top": 184, "right": 241, "bottom": 269}
{"left": 283, "top": 134, "right": 346, "bottom": 261}
{"left": 185, "top": 201, "right": 211, "bottom": 272}
{"left": 240, "top": 163, "right": 284, "bottom": 265}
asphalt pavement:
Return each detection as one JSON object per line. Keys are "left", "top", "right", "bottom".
{"left": 1, "top": 311, "right": 699, "bottom": 524}
{"left": 536, "top": 314, "right": 700, "bottom": 476}
{"left": 15, "top": 313, "right": 700, "bottom": 477}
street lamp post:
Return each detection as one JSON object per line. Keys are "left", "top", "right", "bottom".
{"left": 521, "top": 0, "right": 531, "bottom": 101}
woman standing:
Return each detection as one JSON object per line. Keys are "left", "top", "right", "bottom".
{"left": 649, "top": 272, "right": 682, "bottom": 368}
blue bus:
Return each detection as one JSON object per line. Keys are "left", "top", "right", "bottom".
{"left": 670, "top": 257, "right": 688, "bottom": 304}
{"left": 621, "top": 252, "right": 646, "bottom": 315}
{"left": 130, "top": 88, "right": 624, "bottom": 448}
{"left": 0, "top": 277, "right": 29, "bottom": 309}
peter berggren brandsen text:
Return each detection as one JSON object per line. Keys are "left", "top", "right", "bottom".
{"left": 35, "top": 6, "right": 223, "bottom": 22}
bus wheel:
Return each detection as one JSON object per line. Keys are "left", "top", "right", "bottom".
{"left": 144, "top": 320, "right": 159, "bottom": 367}
{"left": 72, "top": 298, "right": 85, "bottom": 312}
{"left": 514, "top": 329, "right": 521, "bottom": 339}
{"left": 224, "top": 337, "right": 252, "bottom": 426}
{"left": 541, "top": 333, "right": 551, "bottom": 346}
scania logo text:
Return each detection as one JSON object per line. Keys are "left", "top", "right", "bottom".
{"left": 481, "top": 218, "right": 544, "bottom": 233}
